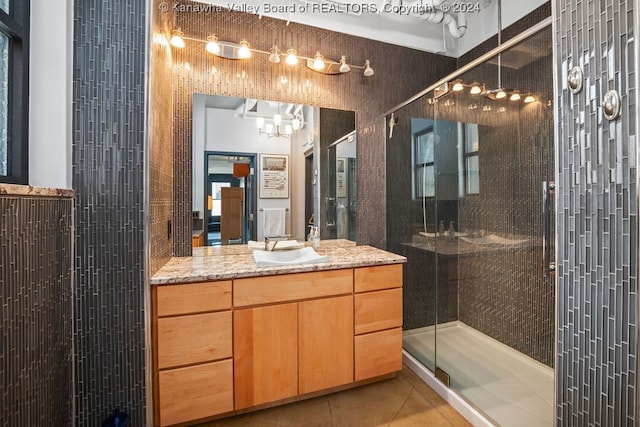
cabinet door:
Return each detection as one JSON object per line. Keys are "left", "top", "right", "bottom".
{"left": 299, "top": 295, "right": 354, "bottom": 394}
{"left": 234, "top": 303, "right": 298, "bottom": 409}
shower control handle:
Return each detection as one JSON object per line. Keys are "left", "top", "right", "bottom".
{"left": 542, "top": 181, "right": 555, "bottom": 279}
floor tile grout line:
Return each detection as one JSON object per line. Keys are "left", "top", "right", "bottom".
{"left": 387, "top": 384, "right": 415, "bottom": 426}
{"left": 327, "top": 395, "right": 335, "bottom": 427}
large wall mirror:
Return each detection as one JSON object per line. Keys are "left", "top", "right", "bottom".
{"left": 192, "top": 93, "right": 356, "bottom": 247}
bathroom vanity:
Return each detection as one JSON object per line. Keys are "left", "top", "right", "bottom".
{"left": 150, "top": 240, "right": 405, "bottom": 426}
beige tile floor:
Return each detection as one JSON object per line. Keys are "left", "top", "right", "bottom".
{"left": 198, "top": 366, "right": 471, "bottom": 427}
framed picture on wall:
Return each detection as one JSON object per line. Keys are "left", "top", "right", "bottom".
{"left": 259, "top": 154, "right": 289, "bottom": 198}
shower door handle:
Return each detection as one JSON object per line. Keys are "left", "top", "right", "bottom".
{"left": 542, "top": 181, "right": 556, "bottom": 278}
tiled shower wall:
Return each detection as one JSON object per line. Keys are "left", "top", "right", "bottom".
{"left": 0, "top": 194, "right": 73, "bottom": 425}
{"left": 554, "top": 0, "right": 638, "bottom": 424}
{"left": 169, "top": 0, "right": 456, "bottom": 256}
{"left": 73, "top": 1, "right": 148, "bottom": 424}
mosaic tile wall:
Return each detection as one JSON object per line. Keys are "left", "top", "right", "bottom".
{"left": 554, "top": 0, "right": 638, "bottom": 424}
{"left": 150, "top": 0, "right": 175, "bottom": 276}
{"left": 73, "top": 1, "right": 148, "bottom": 425}
{"left": 169, "top": 1, "right": 456, "bottom": 256}
{"left": 387, "top": 15, "right": 555, "bottom": 366}
{"left": 454, "top": 35, "right": 556, "bottom": 366}
{"left": 0, "top": 195, "right": 73, "bottom": 426}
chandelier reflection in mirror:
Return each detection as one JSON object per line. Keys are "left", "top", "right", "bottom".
{"left": 256, "top": 103, "right": 303, "bottom": 139}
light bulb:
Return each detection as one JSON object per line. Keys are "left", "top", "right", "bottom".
{"left": 170, "top": 29, "right": 185, "bottom": 48}
{"left": 285, "top": 49, "right": 298, "bottom": 65}
{"left": 238, "top": 40, "right": 251, "bottom": 58}
{"left": 470, "top": 84, "right": 482, "bottom": 95}
{"left": 510, "top": 92, "right": 521, "bottom": 101}
{"left": 268, "top": 47, "right": 280, "bottom": 63}
{"left": 313, "top": 52, "right": 325, "bottom": 70}
{"left": 339, "top": 55, "right": 350, "bottom": 73}
{"left": 292, "top": 118, "right": 301, "bottom": 130}
{"left": 524, "top": 95, "right": 536, "bottom": 103}
{"left": 256, "top": 117, "right": 264, "bottom": 129}
{"left": 205, "top": 35, "right": 220, "bottom": 54}
{"left": 452, "top": 82, "right": 464, "bottom": 91}
{"left": 363, "top": 60, "right": 374, "bottom": 77}
{"left": 273, "top": 114, "right": 282, "bottom": 126}
{"left": 496, "top": 89, "right": 506, "bottom": 99}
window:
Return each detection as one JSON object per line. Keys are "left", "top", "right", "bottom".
{"left": 464, "top": 123, "right": 479, "bottom": 194}
{"left": 0, "top": 0, "right": 30, "bottom": 183}
{"left": 414, "top": 128, "right": 435, "bottom": 198}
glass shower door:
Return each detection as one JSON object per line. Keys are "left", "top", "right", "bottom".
{"left": 432, "top": 26, "right": 555, "bottom": 426}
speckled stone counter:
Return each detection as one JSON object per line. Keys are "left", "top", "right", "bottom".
{"left": 151, "top": 239, "right": 405, "bottom": 285}
{"left": 0, "top": 183, "right": 74, "bottom": 197}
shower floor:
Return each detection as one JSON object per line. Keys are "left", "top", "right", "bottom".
{"left": 403, "top": 322, "right": 554, "bottom": 427}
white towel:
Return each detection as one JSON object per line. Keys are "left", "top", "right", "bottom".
{"left": 263, "top": 208, "right": 286, "bottom": 237}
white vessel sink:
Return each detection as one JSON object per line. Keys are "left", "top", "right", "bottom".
{"left": 252, "top": 247, "right": 329, "bottom": 267}
{"left": 460, "top": 234, "right": 528, "bottom": 246}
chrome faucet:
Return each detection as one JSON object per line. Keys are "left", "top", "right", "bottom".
{"left": 264, "top": 237, "right": 278, "bottom": 251}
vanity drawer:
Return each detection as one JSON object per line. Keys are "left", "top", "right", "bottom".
{"left": 158, "top": 359, "right": 233, "bottom": 426}
{"left": 157, "top": 311, "right": 232, "bottom": 369}
{"left": 354, "top": 264, "right": 403, "bottom": 293}
{"left": 233, "top": 269, "right": 353, "bottom": 307}
{"left": 354, "top": 327, "right": 403, "bottom": 381}
{"left": 156, "top": 281, "right": 232, "bottom": 316}
{"left": 354, "top": 288, "right": 402, "bottom": 335}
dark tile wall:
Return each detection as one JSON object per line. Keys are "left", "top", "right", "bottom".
{"left": 150, "top": 0, "right": 175, "bottom": 275}
{"left": 169, "top": 1, "right": 456, "bottom": 256}
{"left": 554, "top": 0, "right": 637, "bottom": 424}
{"left": 454, "top": 42, "right": 555, "bottom": 366}
{"left": 0, "top": 195, "right": 73, "bottom": 426}
{"left": 73, "top": 1, "right": 148, "bottom": 425}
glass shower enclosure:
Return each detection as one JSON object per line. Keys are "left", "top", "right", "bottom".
{"left": 386, "top": 23, "right": 555, "bottom": 426}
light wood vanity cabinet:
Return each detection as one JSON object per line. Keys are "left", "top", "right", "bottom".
{"left": 153, "top": 264, "right": 403, "bottom": 426}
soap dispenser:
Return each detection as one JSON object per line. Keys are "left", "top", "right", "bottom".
{"left": 313, "top": 227, "right": 320, "bottom": 249}
{"left": 308, "top": 225, "right": 315, "bottom": 244}
{"left": 448, "top": 221, "right": 456, "bottom": 241}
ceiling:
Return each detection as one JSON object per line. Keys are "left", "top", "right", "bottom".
{"left": 195, "top": 0, "right": 499, "bottom": 56}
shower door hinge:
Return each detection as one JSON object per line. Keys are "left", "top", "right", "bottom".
{"left": 435, "top": 367, "right": 451, "bottom": 387}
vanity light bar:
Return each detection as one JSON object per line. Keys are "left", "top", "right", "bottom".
{"left": 169, "top": 30, "right": 374, "bottom": 77}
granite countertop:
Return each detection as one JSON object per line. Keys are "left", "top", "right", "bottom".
{"left": 0, "top": 183, "right": 74, "bottom": 197}
{"left": 151, "top": 239, "right": 405, "bottom": 285}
